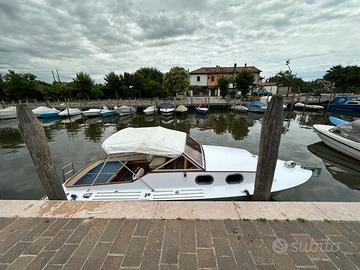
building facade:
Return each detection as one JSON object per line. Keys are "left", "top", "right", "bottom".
{"left": 189, "top": 64, "right": 262, "bottom": 96}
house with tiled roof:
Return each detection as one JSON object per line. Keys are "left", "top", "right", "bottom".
{"left": 189, "top": 64, "right": 263, "bottom": 96}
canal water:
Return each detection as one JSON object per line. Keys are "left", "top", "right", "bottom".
{"left": 0, "top": 111, "right": 359, "bottom": 201}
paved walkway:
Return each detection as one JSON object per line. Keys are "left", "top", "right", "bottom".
{"left": 0, "top": 217, "right": 360, "bottom": 270}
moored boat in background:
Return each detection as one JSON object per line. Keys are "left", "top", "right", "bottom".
{"left": 100, "top": 106, "right": 117, "bottom": 117}
{"left": 159, "top": 102, "right": 175, "bottom": 115}
{"left": 175, "top": 104, "right": 188, "bottom": 114}
{"left": 195, "top": 104, "right": 209, "bottom": 114}
{"left": 59, "top": 108, "right": 82, "bottom": 117}
{"left": 313, "top": 120, "right": 360, "bottom": 160}
{"left": 143, "top": 105, "right": 156, "bottom": 115}
{"left": 0, "top": 106, "right": 17, "bottom": 119}
{"left": 329, "top": 116, "right": 350, "bottom": 126}
{"left": 116, "top": 105, "right": 136, "bottom": 116}
{"left": 82, "top": 108, "right": 101, "bottom": 117}
{"left": 246, "top": 101, "right": 267, "bottom": 113}
{"left": 32, "top": 106, "right": 60, "bottom": 118}
{"left": 294, "top": 102, "right": 324, "bottom": 111}
{"left": 324, "top": 96, "right": 360, "bottom": 112}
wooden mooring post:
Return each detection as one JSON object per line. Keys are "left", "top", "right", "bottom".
{"left": 17, "top": 104, "right": 66, "bottom": 200}
{"left": 253, "top": 95, "right": 284, "bottom": 201}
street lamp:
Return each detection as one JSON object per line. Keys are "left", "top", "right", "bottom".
{"left": 285, "top": 59, "right": 292, "bottom": 73}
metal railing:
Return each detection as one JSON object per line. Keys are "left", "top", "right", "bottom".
{"left": 61, "top": 163, "right": 75, "bottom": 183}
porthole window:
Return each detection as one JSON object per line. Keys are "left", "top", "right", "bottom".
{"left": 226, "top": 174, "right": 244, "bottom": 184}
{"left": 195, "top": 175, "right": 214, "bottom": 185}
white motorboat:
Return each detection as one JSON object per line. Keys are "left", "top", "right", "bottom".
{"left": 313, "top": 120, "right": 360, "bottom": 161}
{"left": 82, "top": 108, "right": 101, "bottom": 117}
{"left": 32, "top": 106, "right": 60, "bottom": 118}
{"left": 232, "top": 105, "right": 248, "bottom": 113}
{"left": 0, "top": 106, "right": 17, "bottom": 119}
{"left": 143, "top": 105, "right": 156, "bottom": 115}
{"left": 59, "top": 108, "right": 82, "bottom": 117}
{"left": 61, "top": 126, "right": 312, "bottom": 201}
{"left": 294, "top": 102, "right": 324, "bottom": 111}
{"left": 175, "top": 105, "right": 188, "bottom": 114}
{"left": 116, "top": 105, "right": 136, "bottom": 116}
{"left": 159, "top": 103, "right": 175, "bottom": 115}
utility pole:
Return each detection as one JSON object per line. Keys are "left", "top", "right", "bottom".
{"left": 51, "top": 70, "right": 56, "bottom": 82}
{"left": 285, "top": 59, "right": 292, "bottom": 97}
{"left": 56, "top": 69, "right": 61, "bottom": 82}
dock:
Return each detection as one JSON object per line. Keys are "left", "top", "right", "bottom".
{"left": 0, "top": 201, "right": 359, "bottom": 269}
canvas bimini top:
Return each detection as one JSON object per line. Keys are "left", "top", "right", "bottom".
{"left": 101, "top": 126, "right": 187, "bottom": 158}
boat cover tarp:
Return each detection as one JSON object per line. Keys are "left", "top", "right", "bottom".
{"left": 102, "top": 126, "right": 186, "bottom": 158}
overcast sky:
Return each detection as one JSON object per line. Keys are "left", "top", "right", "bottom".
{"left": 0, "top": 0, "right": 359, "bottom": 82}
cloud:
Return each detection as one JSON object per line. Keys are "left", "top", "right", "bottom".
{"left": 0, "top": 0, "right": 359, "bottom": 82}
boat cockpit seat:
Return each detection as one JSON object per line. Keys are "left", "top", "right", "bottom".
{"left": 133, "top": 167, "right": 145, "bottom": 180}
{"left": 147, "top": 155, "right": 167, "bottom": 169}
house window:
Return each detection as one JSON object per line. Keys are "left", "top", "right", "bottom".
{"left": 226, "top": 174, "right": 244, "bottom": 184}
{"left": 195, "top": 175, "right": 214, "bottom": 185}
{"left": 211, "top": 76, "right": 214, "bottom": 82}
{"left": 197, "top": 76, "right": 200, "bottom": 82}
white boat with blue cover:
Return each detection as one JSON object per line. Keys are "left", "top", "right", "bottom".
{"left": 62, "top": 126, "right": 312, "bottom": 201}
{"left": 32, "top": 106, "right": 60, "bottom": 118}
{"left": 329, "top": 116, "right": 350, "bottom": 126}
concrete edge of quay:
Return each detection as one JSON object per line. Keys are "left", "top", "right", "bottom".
{"left": 0, "top": 200, "right": 359, "bottom": 221}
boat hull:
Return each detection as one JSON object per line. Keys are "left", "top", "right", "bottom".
{"left": 62, "top": 145, "right": 312, "bottom": 201}
{"left": 0, "top": 107, "right": 17, "bottom": 119}
{"left": 313, "top": 125, "right": 360, "bottom": 160}
{"left": 195, "top": 108, "right": 209, "bottom": 114}
{"left": 101, "top": 111, "right": 117, "bottom": 117}
{"left": 39, "top": 112, "right": 59, "bottom": 118}
{"left": 82, "top": 109, "right": 101, "bottom": 117}
{"left": 159, "top": 109, "right": 175, "bottom": 115}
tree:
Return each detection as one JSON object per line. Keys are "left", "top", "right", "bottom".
{"left": 163, "top": 66, "right": 190, "bottom": 97}
{"left": 72, "top": 72, "right": 94, "bottom": 99}
{"left": 269, "top": 70, "right": 298, "bottom": 96}
{"left": 3, "top": 70, "right": 42, "bottom": 100}
{"left": 324, "top": 65, "right": 360, "bottom": 92}
{"left": 0, "top": 74, "right": 5, "bottom": 100}
{"left": 311, "top": 79, "right": 334, "bottom": 94}
{"left": 235, "top": 72, "right": 254, "bottom": 97}
{"left": 90, "top": 84, "right": 104, "bottom": 99}
{"left": 218, "top": 77, "right": 229, "bottom": 98}
{"left": 104, "top": 72, "right": 123, "bottom": 98}
{"left": 133, "top": 67, "right": 163, "bottom": 98}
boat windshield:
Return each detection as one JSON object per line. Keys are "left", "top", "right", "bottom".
{"left": 184, "top": 136, "right": 203, "bottom": 167}
{"left": 161, "top": 103, "right": 174, "bottom": 108}
{"left": 330, "top": 125, "right": 360, "bottom": 143}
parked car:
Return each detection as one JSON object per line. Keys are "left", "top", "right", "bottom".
{"left": 252, "top": 90, "right": 272, "bottom": 96}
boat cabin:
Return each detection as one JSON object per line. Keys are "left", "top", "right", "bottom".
{"left": 64, "top": 127, "right": 204, "bottom": 187}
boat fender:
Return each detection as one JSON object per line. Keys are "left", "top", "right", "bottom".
{"left": 70, "top": 194, "right": 77, "bottom": 200}
{"left": 284, "top": 160, "right": 297, "bottom": 168}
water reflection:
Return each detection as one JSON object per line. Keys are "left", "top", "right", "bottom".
{"left": 308, "top": 142, "right": 360, "bottom": 190}
{"left": 0, "top": 127, "right": 23, "bottom": 150}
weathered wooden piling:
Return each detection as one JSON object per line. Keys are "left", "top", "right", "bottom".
{"left": 253, "top": 95, "right": 284, "bottom": 201}
{"left": 17, "top": 104, "right": 66, "bottom": 200}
